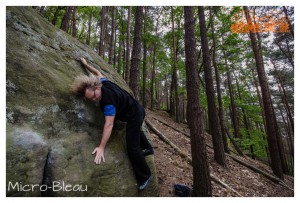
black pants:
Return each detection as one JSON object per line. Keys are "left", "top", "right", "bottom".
{"left": 126, "top": 108, "right": 152, "bottom": 185}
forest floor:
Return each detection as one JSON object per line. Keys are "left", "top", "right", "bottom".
{"left": 145, "top": 109, "right": 294, "bottom": 197}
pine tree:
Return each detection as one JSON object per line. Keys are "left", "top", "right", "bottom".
{"left": 129, "top": 7, "right": 143, "bottom": 100}
{"left": 243, "top": 6, "right": 283, "bottom": 179}
{"left": 184, "top": 6, "right": 212, "bottom": 197}
{"left": 60, "top": 6, "right": 73, "bottom": 32}
{"left": 125, "top": 6, "right": 131, "bottom": 84}
{"left": 109, "top": 7, "right": 116, "bottom": 65}
{"left": 198, "top": 6, "right": 226, "bottom": 167}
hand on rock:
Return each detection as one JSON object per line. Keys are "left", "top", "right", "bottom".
{"left": 92, "top": 147, "right": 105, "bottom": 164}
{"left": 80, "top": 57, "right": 87, "bottom": 65}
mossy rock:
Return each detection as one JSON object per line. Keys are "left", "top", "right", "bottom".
{"left": 6, "top": 6, "right": 158, "bottom": 197}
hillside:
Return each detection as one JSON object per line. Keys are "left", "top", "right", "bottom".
{"left": 145, "top": 109, "right": 294, "bottom": 197}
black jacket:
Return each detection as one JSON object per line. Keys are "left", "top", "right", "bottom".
{"left": 100, "top": 80, "right": 143, "bottom": 122}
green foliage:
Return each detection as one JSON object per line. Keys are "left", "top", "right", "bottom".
{"left": 38, "top": 6, "right": 294, "bottom": 170}
{"left": 237, "top": 128, "right": 268, "bottom": 161}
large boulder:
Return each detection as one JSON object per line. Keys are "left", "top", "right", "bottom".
{"left": 6, "top": 6, "right": 158, "bottom": 197}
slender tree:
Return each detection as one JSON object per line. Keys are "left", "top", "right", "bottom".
{"left": 282, "top": 6, "right": 294, "bottom": 39}
{"left": 60, "top": 6, "right": 73, "bottom": 32}
{"left": 142, "top": 7, "right": 148, "bottom": 107}
{"left": 99, "top": 6, "right": 108, "bottom": 57}
{"left": 171, "top": 7, "right": 180, "bottom": 122}
{"left": 113, "top": 8, "right": 118, "bottom": 66}
{"left": 223, "top": 49, "right": 240, "bottom": 139}
{"left": 71, "top": 6, "right": 77, "bottom": 37}
{"left": 117, "top": 7, "right": 124, "bottom": 75}
{"left": 39, "top": 6, "right": 45, "bottom": 16}
{"left": 118, "top": 7, "right": 125, "bottom": 75}
{"left": 125, "top": 6, "right": 131, "bottom": 84}
{"left": 198, "top": 6, "right": 226, "bottom": 167}
{"left": 243, "top": 6, "right": 283, "bottom": 179}
{"left": 109, "top": 7, "right": 116, "bottom": 65}
{"left": 233, "top": 71, "right": 255, "bottom": 158}
{"left": 271, "top": 99, "right": 289, "bottom": 174}
{"left": 150, "top": 8, "right": 163, "bottom": 109}
{"left": 184, "top": 6, "right": 212, "bottom": 197}
{"left": 51, "top": 7, "right": 63, "bottom": 26}
{"left": 129, "top": 6, "right": 143, "bottom": 100}
{"left": 278, "top": 103, "right": 294, "bottom": 173}
{"left": 150, "top": 45, "right": 156, "bottom": 110}
{"left": 104, "top": 8, "right": 110, "bottom": 59}
{"left": 210, "top": 7, "right": 229, "bottom": 153}
{"left": 271, "top": 59, "right": 294, "bottom": 133}
{"left": 86, "top": 7, "right": 93, "bottom": 46}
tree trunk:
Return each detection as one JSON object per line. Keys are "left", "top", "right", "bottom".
{"left": 210, "top": 7, "right": 229, "bottom": 153}
{"left": 251, "top": 67, "right": 268, "bottom": 133}
{"left": 142, "top": 7, "right": 148, "bottom": 107}
{"left": 224, "top": 52, "right": 239, "bottom": 139}
{"left": 282, "top": 6, "right": 294, "bottom": 39}
{"left": 39, "top": 6, "right": 45, "bottom": 16}
{"left": 224, "top": 127, "right": 244, "bottom": 156}
{"left": 60, "top": 6, "right": 73, "bottom": 33}
{"left": 51, "top": 7, "right": 62, "bottom": 26}
{"left": 171, "top": 7, "right": 180, "bottom": 122}
{"left": 120, "top": 8, "right": 126, "bottom": 76}
{"left": 129, "top": 6, "right": 143, "bottom": 101}
{"left": 156, "top": 78, "right": 160, "bottom": 104}
{"left": 113, "top": 9, "right": 118, "bottom": 66}
{"left": 184, "top": 6, "right": 212, "bottom": 197}
{"left": 166, "top": 86, "right": 169, "bottom": 111}
{"left": 170, "top": 75, "right": 175, "bottom": 115}
{"left": 279, "top": 104, "right": 294, "bottom": 173}
{"left": 99, "top": 6, "right": 108, "bottom": 57}
{"left": 109, "top": 7, "right": 116, "bottom": 65}
{"left": 150, "top": 45, "right": 156, "bottom": 110}
{"left": 103, "top": 7, "right": 109, "bottom": 59}
{"left": 125, "top": 6, "right": 131, "bottom": 84}
{"left": 275, "top": 41, "right": 294, "bottom": 70}
{"left": 198, "top": 6, "right": 226, "bottom": 167}
{"left": 243, "top": 6, "right": 284, "bottom": 180}
{"left": 271, "top": 59, "right": 294, "bottom": 133}
{"left": 271, "top": 100, "right": 289, "bottom": 174}
{"left": 285, "top": 39, "right": 294, "bottom": 71}
{"left": 86, "top": 7, "right": 93, "bottom": 46}
{"left": 233, "top": 72, "right": 255, "bottom": 158}
{"left": 150, "top": 8, "right": 162, "bottom": 110}
{"left": 71, "top": 7, "right": 77, "bottom": 37}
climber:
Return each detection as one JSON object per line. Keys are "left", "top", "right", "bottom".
{"left": 71, "top": 57, "right": 154, "bottom": 191}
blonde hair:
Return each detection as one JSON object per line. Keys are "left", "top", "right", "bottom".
{"left": 71, "top": 74, "right": 102, "bottom": 97}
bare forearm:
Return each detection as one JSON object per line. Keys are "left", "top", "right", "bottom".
{"left": 84, "top": 63, "right": 104, "bottom": 78}
{"left": 80, "top": 57, "right": 104, "bottom": 78}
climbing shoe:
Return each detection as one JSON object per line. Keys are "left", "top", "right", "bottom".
{"left": 138, "top": 176, "right": 152, "bottom": 191}
{"left": 142, "top": 148, "right": 154, "bottom": 156}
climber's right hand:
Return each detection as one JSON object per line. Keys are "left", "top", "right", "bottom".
{"left": 92, "top": 147, "right": 105, "bottom": 164}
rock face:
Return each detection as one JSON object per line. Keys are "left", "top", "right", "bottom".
{"left": 6, "top": 7, "right": 158, "bottom": 197}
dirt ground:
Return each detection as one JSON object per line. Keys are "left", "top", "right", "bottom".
{"left": 145, "top": 109, "right": 294, "bottom": 197}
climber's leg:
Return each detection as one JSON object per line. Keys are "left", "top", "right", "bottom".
{"left": 126, "top": 116, "right": 151, "bottom": 186}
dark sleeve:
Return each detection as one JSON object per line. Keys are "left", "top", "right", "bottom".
{"left": 100, "top": 85, "right": 119, "bottom": 110}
